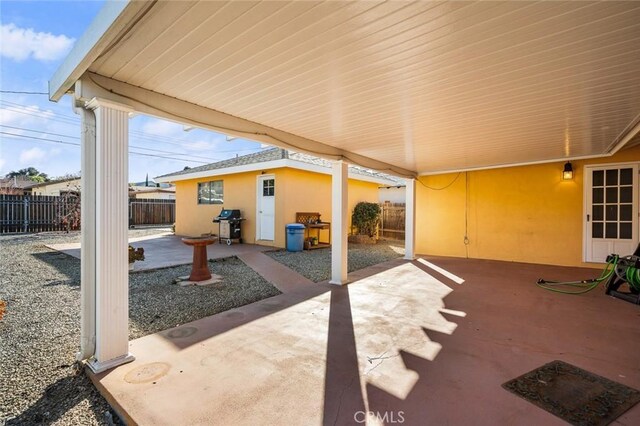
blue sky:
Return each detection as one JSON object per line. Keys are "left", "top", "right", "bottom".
{"left": 0, "top": 1, "right": 264, "bottom": 182}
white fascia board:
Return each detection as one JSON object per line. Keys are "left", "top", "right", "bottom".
{"left": 283, "top": 160, "right": 399, "bottom": 185}
{"left": 75, "top": 73, "right": 416, "bottom": 179}
{"left": 418, "top": 153, "right": 625, "bottom": 176}
{"left": 155, "top": 158, "right": 398, "bottom": 185}
{"left": 49, "top": 1, "right": 152, "bottom": 101}
{"left": 155, "top": 159, "right": 289, "bottom": 183}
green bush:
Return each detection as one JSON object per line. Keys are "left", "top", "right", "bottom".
{"left": 352, "top": 202, "right": 381, "bottom": 237}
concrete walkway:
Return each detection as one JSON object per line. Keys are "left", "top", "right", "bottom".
{"left": 48, "top": 234, "right": 272, "bottom": 271}
{"left": 237, "top": 251, "right": 315, "bottom": 294}
{"left": 88, "top": 256, "right": 640, "bottom": 425}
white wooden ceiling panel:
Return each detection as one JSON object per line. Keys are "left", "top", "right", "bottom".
{"left": 89, "top": 1, "right": 640, "bottom": 174}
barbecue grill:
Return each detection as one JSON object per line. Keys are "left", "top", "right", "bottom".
{"left": 213, "top": 209, "right": 244, "bottom": 245}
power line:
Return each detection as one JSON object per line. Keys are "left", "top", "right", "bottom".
{"left": 0, "top": 124, "right": 78, "bottom": 140}
{"left": 0, "top": 100, "right": 264, "bottom": 153}
{"left": 0, "top": 90, "right": 48, "bottom": 95}
{"left": 0, "top": 124, "right": 228, "bottom": 163}
{"left": 1, "top": 131, "right": 79, "bottom": 147}
{"left": 0, "top": 131, "right": 212, "bottom": 164}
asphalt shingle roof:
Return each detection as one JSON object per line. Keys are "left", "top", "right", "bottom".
{"left": 157, "top": 148, "right": 287, "bottom": 179}
{"left": 157, "top": 147, "right": 403, "bottom": 185}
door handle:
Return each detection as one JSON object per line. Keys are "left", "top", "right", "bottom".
{"left": 587, "top": 214, "right": 590, "bottom": 222}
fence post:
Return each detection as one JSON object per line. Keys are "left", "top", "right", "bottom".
{"left": 23, "top": 196, "right": 29, "bottom": 233}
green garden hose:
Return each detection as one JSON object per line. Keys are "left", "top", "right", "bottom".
{"left": 536, "top": 255, "right": 618, "bottom": 295}
{"left": 625, "top": 265, "right": 640, "bottom": 291}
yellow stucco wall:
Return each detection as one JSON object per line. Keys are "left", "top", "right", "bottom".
{"left": 175, "top": 170, "right": 258, "bottom": 241}
{"left": 174, "top": 167, "right": 380, "bottom": 248}
{"left": 415, "top": 145, "right": 640, "bottom": 267}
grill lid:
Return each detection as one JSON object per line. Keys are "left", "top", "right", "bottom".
{"left": 213, "top": 209, "right": 242, "bottom": 221}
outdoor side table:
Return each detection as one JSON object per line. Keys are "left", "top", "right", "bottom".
{"left": 181, "top": 236, "right": 216, "bottom": 281}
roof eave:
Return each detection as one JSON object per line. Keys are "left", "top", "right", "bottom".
{"left": 155, "top": 158, "right": 399, "bottom": 186}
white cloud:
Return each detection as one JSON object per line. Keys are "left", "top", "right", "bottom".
{"left": 141, "top": 118, "right": 184, "bottom": 136}
{"left": 1, "top": 23, "right": 75, "bottom": 62}
{"left": 182, "top": 140, "right": 216, "bottom": 151}
{"left": 19, "top": 147, "right": 46, "bottom": 165}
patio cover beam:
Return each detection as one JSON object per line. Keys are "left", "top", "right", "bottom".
{"left": 73, "top": 73, "right": 415, "bottom": 179}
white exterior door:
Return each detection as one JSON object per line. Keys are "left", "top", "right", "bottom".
{"left": 584, "top": 163, "right": 639, "bottom": 262}
{"left": 257, "top": 175, "right": 275, "bottom": 241}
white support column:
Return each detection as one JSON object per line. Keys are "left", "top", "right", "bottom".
{"left": 330, "top": 160, "right": 348, "bottom": 285}
{"left": 404, "top": 178, "right": 416, "bottom": 260}
{"left": 84, "top": 98, "right": 134, "bottom": 373}
{"left": 79, "top": 107, "right": 96, "bottom": 361}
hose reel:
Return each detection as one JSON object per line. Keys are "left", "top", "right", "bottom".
{"left": 537, "top": 243, "right": 640, "bottom": 305}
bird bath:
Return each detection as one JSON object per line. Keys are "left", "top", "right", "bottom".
{"left": 181, "top": 236, "right": 216, "bottom": 282}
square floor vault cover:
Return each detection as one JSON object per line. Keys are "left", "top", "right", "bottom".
{"left": 502, "top": 360, "right": 640, "bottom": 426}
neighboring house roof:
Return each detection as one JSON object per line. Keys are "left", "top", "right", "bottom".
{"left": 0, "top": 177, "right": 40, "bottom": 190}
{"left": 156, "top": 148, "right": 403, "bottom": 186}
{"left": 130, "top": 179, "right": 172, "bottom": 188}
{"left": 29, "top": 177, "right": 81, "bottom": 189}
{"left": 129, "top": 187, "right": 175, "bottom": 194}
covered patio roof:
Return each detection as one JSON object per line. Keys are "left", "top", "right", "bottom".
{"left": 50, "top": 0, "right": 640, "bottom": 176}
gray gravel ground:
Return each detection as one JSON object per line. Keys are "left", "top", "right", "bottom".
{"left": 129, "top": 257, "right": 281, "bottom": 339}
{"left": 267, "top": 240, "right": 405, "bottom": 282}
{"left": 0, "top": 230, "right": 280, "bottom": 425}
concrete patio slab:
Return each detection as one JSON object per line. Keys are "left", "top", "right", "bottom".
{"left": 90, "top": 257, "right": 640, "bottom": 425}
{"left": 47, "top": 234, "right": 272, "bottom": 271}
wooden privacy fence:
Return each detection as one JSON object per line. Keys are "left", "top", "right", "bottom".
{"left": 129, "top": 198, "right": 175, "bottom": 226}
{"left": 0, "top": 194, "right": 80, "bottom": 233}
{"left": 379, "top": 202, "right": 405, "bottom": 240}
{"left": 0, "top": 194, "right": 175, "bottom": 234}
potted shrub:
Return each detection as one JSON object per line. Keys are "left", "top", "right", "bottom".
{"left": 349, "top": 202, "right": 381, "bottom": 244}
{"left": 128, "top": 245, "right": 145, "bottom": 270}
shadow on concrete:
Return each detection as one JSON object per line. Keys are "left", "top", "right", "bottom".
{"left": 322, "top": 287, "right": 366, "bottom": 425}
{"left": 153, "top": 284, "right": 331, "bottom": 351}
{"left": 323, "top": 259, "right": 464, "bottom": 424}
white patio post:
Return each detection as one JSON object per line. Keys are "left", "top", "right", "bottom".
{"left": 79, "top": 107, "right": 96, "bottom": 361}
{"left": 330, "top": 160, "right": 348, "bottom": 285}
{"left": 404, "top": 178, "right": 416, "bottom": 260}
{"left": 84, "top": 98, "right": 134, "bottom": 373}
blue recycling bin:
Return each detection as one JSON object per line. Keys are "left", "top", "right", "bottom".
{"left": 286, "top": 223, "right": 306, "bottom": 252}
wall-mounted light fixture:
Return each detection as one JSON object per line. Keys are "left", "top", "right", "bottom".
{"left": 562, "top": 162, "right": 573, "bottom": 180}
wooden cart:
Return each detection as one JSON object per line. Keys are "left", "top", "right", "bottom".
{"left": 296, "top": 212, "right": 331, "bottom": 250}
